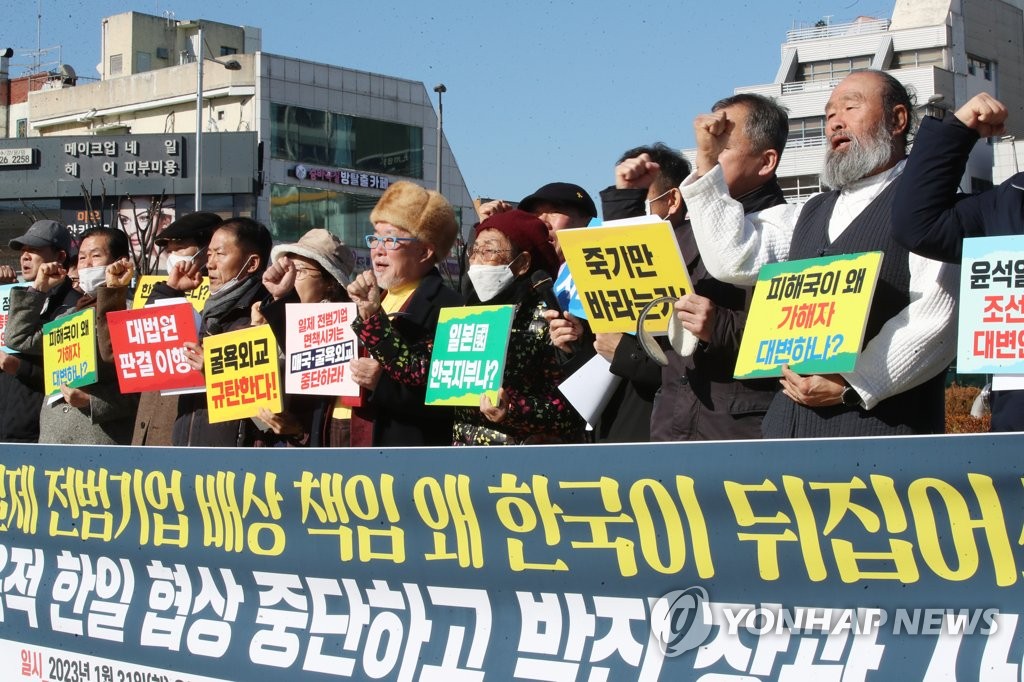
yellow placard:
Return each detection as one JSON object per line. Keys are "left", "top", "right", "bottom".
{"left": 204, "top": 324, "right": 282, "bottom": 424}
{"left": 557, "top": 220, "right": 693, "bottom": 333}
{"left": 734, "top": 251, "right": 883, "bottom": 379}
{"left": 42, "top": 308, "right": 99, "bottom": 396}
{"left": 133, "top": 275, "right": 211, "bottom": 312}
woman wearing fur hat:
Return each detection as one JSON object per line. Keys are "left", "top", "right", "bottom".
{"left": 250, "top": 228, "right": 356, "bottom": 447}
{"left": 454, "top": 210, "right": 584, "bottom": 445}
{"left": 346, "top": 181, "right": 465, "bottom": 447}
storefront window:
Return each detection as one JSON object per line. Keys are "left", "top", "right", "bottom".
{"left": 271, "top": 103, "right": 423, "bottom": 178}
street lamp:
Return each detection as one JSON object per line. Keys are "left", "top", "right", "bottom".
{"left": 194, "top": 25, "right": 241, "bottom": 210}
{"left": 433, "top": 83, "right": 446, "bottom": 195}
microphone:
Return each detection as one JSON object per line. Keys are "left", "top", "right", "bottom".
{"left": 530, "top": 270, "right": 563, "bottom": 314}
{"left": 531, "top": 270, "right": 580, "bottom": 355}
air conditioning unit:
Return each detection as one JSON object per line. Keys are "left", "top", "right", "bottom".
{"left": 156, "top": 47, "right": 169, "bottom": 60}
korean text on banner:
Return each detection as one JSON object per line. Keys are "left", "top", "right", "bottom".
{"left": 204, "top": 324, "right": 282, "bottom": 423}
{"left": 133, "top": 274, "right": 211, "bottom": 312}
{"left": 557, "top": 220, "right": 693, "bottom": 333}
{"left": 426, "top": 305, "right": 515, "bottom": 406}
{"left": 0, "top": 282, "right": 28, "bottom": 353}
{"left": 957, "top": 235, "right": 1024, "bottom": 374}
{"left": 734, "top": 251, "right": 882, "bottom": 379}
{"left": 42, "top": 307, "right": 98, "bottom": 396}
{"left": 285, "top": 302, "right": 359, "bottom": 396}
{"left": 107, "top": 302, "right": 204, "bottom": 393}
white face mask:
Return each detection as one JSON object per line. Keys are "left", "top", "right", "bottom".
{"left": 468, "top": 263, "right": 516, "bottom": 302}
{"left": 644, "top": 187, "right": 674, "bottom": 220}
{"left": 209, "top": 255, "right": 255, "bottom": 299}
{"left": 77, "top": 265, "right": 106, "bottom": 294}
{"left": 165, "top": 247, "right": 205, "bottom": 274}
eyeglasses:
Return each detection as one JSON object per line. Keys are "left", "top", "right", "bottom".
{"left": 468, "top": 245, "right": 512, "bottom": 260}
{"left": 292, "top": 265, "right": 323, "bottom": 279}
{"left": 365, "top": 234, "right": 418, "bottom": 250}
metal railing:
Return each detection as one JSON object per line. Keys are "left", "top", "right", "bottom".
{"left": 786, "top": 18, "right": 890, "bottom": 42}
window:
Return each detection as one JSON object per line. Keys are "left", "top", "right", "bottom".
{"left": 968, "top": 56, "right": 993, "bottom": 81}
{"left": 892, "top": 48, "right": 944, "bottom": 69}
{"left": 220, "top": 46, "right": 238, "bottom": 57}
{"left": 796, "top": 56, "right": 871, "bottom": 82}
{"left": 15, "top": 119, "right": 27, "bottom": 138}
{"left": 778, "top": 175, "right": 822, "bottom": 201}
{"left": 136, "top": 51, "right": 151, "bottom": 72}
{"left": 788, "top": 117, "right": 825, "bottom": 148}
{"left": 271, "top": 103, "right": 424, "bottom": 178}
{"left": 109, "top": 53, "right": 123, "bottom": 76}
{"left": 269, "top": 183, "right": 380, "bottom": 246}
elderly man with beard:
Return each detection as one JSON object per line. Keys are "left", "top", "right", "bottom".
{"left": 679, "top": 70, "right": 958, "bottom": 437}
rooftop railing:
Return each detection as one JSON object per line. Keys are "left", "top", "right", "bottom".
{"left": 786, "top": 18, "right": 890, "bottom": 42}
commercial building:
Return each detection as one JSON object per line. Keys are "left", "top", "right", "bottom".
{"left": 688, "top": 0, "right": 1024, "bottom": 200}
{"left": 0, "top": 11, "right": 474, "bottom": 272}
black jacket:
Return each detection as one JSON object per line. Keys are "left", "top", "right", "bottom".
{"left": 649, "top": 180, "right": 786, "bottom": 442}
{"left": 171, "top": 277, "right": 269, "bottom": 447}
{"left": 893, "top": 115, "right": 1024, "bottom": 263}
{"left": 893, "top": 114, "right": 1024, "bottom": 432}
{"left": 352, "top": 269, "right": 465, "bottom": 447}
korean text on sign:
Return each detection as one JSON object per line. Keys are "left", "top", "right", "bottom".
{"left": 132, "top": 275, "right": 211, "bottom": 312}
{"left": 285, "top": 302, "right": 359, "bottom": 396}
{"left": 204, "top": 324, "right": 282, "bottom": 423}
{"left": 426, "top": 305, "right": 515, "bottom": 406}
{"left": 557, "top": 219, "right": 693, "bottom": 333}
{"left": 42, "top": 308, "right": 99, "bottom": 396}
{"left": 734, "top": 251, "right": 882, "bottom": 379}
{"left": 107, "top": 303, "right": 203, "bottom": 393}
{"left": 957, "top": 235, "right": 1024, "bottom": 374}
{"left": 1, "top": 282, "right": 28, "bottom": 353}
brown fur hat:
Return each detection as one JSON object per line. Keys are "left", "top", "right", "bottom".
{"left": 369, "top": 181, "right": 458, "bottom": 263}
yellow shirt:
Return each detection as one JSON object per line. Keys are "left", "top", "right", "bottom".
{"left": 381, "top": 279, "right": 419, "bottom": 316}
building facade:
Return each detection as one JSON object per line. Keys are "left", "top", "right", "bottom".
{"left": 686, "top": 0, "right": 1024, "bottom": 201}
{"left": 0, "top": 11, "right": 474, "bottom": 273}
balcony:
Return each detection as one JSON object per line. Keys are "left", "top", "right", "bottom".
{"left": 786, "top": 18, "right": 890, "bottom": 43}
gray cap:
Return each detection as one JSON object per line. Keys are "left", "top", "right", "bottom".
{"left": 270, "top": 229, "right": 355, "bottom": 287}
{"left": 9, "top": 219, "right": 72, "bottom": 254}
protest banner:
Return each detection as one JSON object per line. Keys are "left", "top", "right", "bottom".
{"left": 1, "top": 433, "right": 1023, "bottom": 680}
{"left": 132, "top": 274, "right": 211, "bottom": 312}
{"left": 957, "top": 234, "right": 1024, "bottom": 374}
{"left": 0, "top": 282, "right": 28, "bottom": 353}
{"left": 107, "top": 302, "right": 204, "bottom": 393}
{"left": 426, "top": 305, "right": 515, "bottom": 406}
{"left": 558, "top": 219, "right": 693, "bottom": 333}
{"left": 734, "top": 251, "right": 882, "bottom": 379}
{"left": 204, "top": 324, "right": 282, "bottom": 423}
{"left": 41, "top": 307, "right": 98, "bottom": 396}
{"left": 284, "top": 302, "right": 359, "bottom": 397}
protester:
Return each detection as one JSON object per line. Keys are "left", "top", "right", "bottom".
{"left": 453, "top": 210, "right": 583, "bottom": 445}
{"left": 251, "top": 228, "right": 356, "bottom": 446}
{"left": 96, "top": 211, "right": 222, "bottom": 446}
{"left": 6, "top": 226, "right": 137, "bottom": 444}
{"left": 0, "top": 220, "right": 79, "bottom": 442}
{"left": 682, "top": 70, "right": 958, "bottom": 437}
{"left": 346, "top": 181, "right": 464, "bottom": 446}
{"left": 892, "top": 92, "right": 1024, "bottom": 431}
{"left": 160, "top": 217, "right": 272, "bottom": 446}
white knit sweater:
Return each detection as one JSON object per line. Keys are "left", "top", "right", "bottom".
{"left": 679, "top": 164, "right": 959, "bottom": 410}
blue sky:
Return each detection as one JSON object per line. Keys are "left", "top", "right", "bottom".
{"left": 5, "top": 0, "right": 893, "bottom": 209}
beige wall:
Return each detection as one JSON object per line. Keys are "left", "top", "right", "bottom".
{"left": 101, "top": 12, "right": 245, "bottom": 80}
{"left": 30, "top": 53, "right": 256, "bottom": 137}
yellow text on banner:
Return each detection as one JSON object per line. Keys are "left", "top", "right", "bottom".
{"left": 557, "top": 220, "right": 693, "bottom": 333}
{"left": 204, "top": 324, "right": 282, "bottom": 424}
